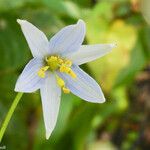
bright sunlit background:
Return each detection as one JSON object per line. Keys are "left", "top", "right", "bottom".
{"left": 0, "top": 0, "right": 150, "bottom": 150}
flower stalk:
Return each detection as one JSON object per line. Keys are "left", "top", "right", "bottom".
{"left": 0, "top": 92, "right": 23, "bottom": 142}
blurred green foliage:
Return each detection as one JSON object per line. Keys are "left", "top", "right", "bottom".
{"left": 0, "top": 0, "right": 150, "bottom": 150}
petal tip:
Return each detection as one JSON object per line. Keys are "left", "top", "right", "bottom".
{"left": 46, "top": 131, "right": 51, "bottom": 140}
{"left": 97, "top": 95, "right": 106, "bottom": 103}
{"left": 89, "top": 97, "right": 106, "bottom": 104}
{"left": 77, "top": 19, "right": 85, "bottom": 25}
{"left": 17, "top": 19, "right": 27, "bottom": 25}
{"left": 100, "top": 98, "right": 106, "bottom": 103}
{"left": 110, "top": 43, "right": 117, "bottom": 48}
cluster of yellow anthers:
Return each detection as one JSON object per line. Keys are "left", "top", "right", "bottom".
{"left": 37, "top": 56, "right": 77, "bottom": 93}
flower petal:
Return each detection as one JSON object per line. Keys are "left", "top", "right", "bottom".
{"left": 58, "top": 65, "right": 105, "bottom": 103}
{"left": 67, "top": 44, "right": 116, "bottom": 65}
{"left": 15, "top": 58, "right": 44, "bottom": 93}
{"left": 40, "top": 74, "right": 61, "bottom": 139}
{"left": 17, "top": 19, "right": 49, "bottom": 58}
{"left": 49, "top": 19, "right": 86, "bottom": 55}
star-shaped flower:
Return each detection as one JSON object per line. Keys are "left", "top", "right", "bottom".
{"left": 15, "top": 19, "right": 115, "bottom": 139}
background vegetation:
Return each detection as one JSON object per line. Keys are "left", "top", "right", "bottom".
{"left": 0, "top": 0, "right": 150, "bottom": 149}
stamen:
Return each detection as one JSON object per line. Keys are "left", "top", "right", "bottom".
{"left": 62, "top": 87, "right": 70, "bottom": 93}
{"left": 58, "top": 58, "right": 63, "bottom": 64}
{"left": 56, "top": 75, "right": 65, "bottom": 87}
{"left": 37, "top": 55, "right": 76, "bottom": 93}
{"left": 37, "top": 66, "right": 49, "bottom": 78}
{"left": 68, "top": 70, "right": 77, "bottom": 78}
{"left": 59, "top": 65, "right": 70, "bottom": 73}
{"left": 56, "top": 75, "right": 70, "bottom": 94}
{"left": 50, "top": 56, "right": 57, "bottom": 61}
{"left": 59, "top": 65, "right": 76, "bottom": 78}
{"left": 64, "top": 60, "right": 72, "bottom": 67}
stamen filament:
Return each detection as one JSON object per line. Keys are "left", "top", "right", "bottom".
{"left": 56, "top": 75, "right": 65, "bottom": 87}
{"left": 38, "top": 66, "right": 49, "bottom": 78}
{"left": 59, "top": 65, "right": 76, "bottom": 78}
{"left": 68, "top": 70, "right": 77, "bottom": 78}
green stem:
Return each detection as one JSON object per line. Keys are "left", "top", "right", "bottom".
{"left": 0, "top": 92, "right": 23, "bottom": 142}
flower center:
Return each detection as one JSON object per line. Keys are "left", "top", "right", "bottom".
{"left": 46, "top": 56, "right": 60, "bottom": 71}
{"left": 37, "top": 55, "right": 76, "bottom": 94}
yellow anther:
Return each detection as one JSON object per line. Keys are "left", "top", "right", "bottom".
{"left": 58, "top": 58, "right": 63, "bottom": 64}
{"left": 37, "top": 66, "right": 49, "bottom": 78}
{"left": 38, "top": 71, "right": 45, "bottom": 78}
{"left": 62, "top": 87, "right": 70, "bottom": 93}
{"left": 65, "top": 60, "right": 72, "bottom": 67}
{"left": 59, "top": 65, "right": 65, "bottom": 72}
{"left": 68, "top": 70, "right": 77, "bottom": 78}
{"left": 38, "top": 55, "right": 76, "bottom": 81}
{"left": 55, "top": 75, "right": 70, "bottom": 94}
{"left": 50, "top": 56, "right": 58, "bottom": 61}
{"left": 59, "top": 65, "right": 76, "bottom": 78}
{"left": 65, "top": 67, "right": 71, "bottom": 73}
{"left": 59, "top": 65, "right": 70, "bottom": 73}
{"left": 56, "top": 75, "right": 65, "bottom": 87}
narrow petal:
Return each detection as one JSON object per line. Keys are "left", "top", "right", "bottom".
{"left": 49, "top": 19, "right": 86, "bottom": 55}
{"left": 58, "top": 65, "right": 105, "bottom": 103}
{"left": 40, "top": 74, "right": 61, "bottom": 139}
{"left": 17, "top": 19, "right": 49, "bottom": 58}
{"left": 15, "top": 58, "right": 44, "bottom": 93}
{"left": 67, "top": 44, "right": 116, "bottom": 65}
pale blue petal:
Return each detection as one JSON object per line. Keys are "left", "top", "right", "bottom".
{"left": 40, "top": 74, "right": 61, "bottom": 139}
{"left": 67, "top": 44, "right": 116, "bottom": 65}
{"left": 15, "top": 58, "right": 44, "bottom": 93}
{"left": 58, "top": 65, "right": 105, "bottom": 103}
{"left": 17, "top": 19, "right": 49, "bottom": 58}
{"left": 49, "top": 19, "right": 86, "bottom": 55}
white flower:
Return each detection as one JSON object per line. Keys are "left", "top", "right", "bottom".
{"left": 15, "top": 19, "right": 116, "bottom": 139}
